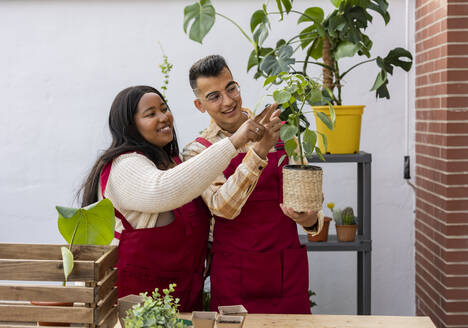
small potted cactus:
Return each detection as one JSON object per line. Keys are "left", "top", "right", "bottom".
{"left": 327, "top": 203, "right": 358, "bottom": 242}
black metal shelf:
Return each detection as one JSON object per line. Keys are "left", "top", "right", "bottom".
{"left": 299, "top": 234, "right": 371, "bottom": 251}
{"left": 300, "top": 151, "right": 372, "bottom": 315}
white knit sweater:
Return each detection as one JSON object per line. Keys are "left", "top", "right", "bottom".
{"left": 98, "top": 138, "right": 237, "bottom": 243}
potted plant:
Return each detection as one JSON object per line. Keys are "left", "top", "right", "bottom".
{"left": 327, "top": 202, "right": 358, "bottom": 242}
{"left": 267, "top": 72, "right": 336, "bottom": 212}
{"left": 123, "top": 284, "right": 190, "bottom": 328}
{"left": 307, "top": 216, "right": 332, "bottom": 242}
{"left": 31, "top": 199, "right": 115, "bottom": 326}
{"left": 183, "top": 0, "right": 413, "bottom": 153}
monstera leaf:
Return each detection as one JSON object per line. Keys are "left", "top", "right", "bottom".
{"left": 56, "top": 199, "right": 115, "bottom": 281}
{"left": 184, "top": 0, "right": 215, "bottom": 43}
{"left": 260, "top": 45, "right": 295, "bottom": 76}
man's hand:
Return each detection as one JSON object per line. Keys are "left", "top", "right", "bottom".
{"left": 253, "top": 103, "right": 282, "bottom": 159}
{"left": 229, "top": 118, "right": 265, "bottom": 149}
{"left": 280, "top": 204, "right": 319, "bottom": 228}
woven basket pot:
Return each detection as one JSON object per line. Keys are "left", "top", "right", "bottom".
{"left": 282, "top": 165, "right": 323, "bottom": 212}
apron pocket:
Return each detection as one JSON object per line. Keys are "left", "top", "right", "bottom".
{"left": 282, "top": 247, "right": 309, "bottom": 296}
{"left": 240, "top": 251, "right": 282, "bottom": 299}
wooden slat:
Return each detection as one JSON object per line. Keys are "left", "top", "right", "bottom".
{"left": 0, "top": 244, "right": 108, "bottom": 261}
{"left": 95, "top": 269, "right": 118, "bottom": 303}
{"left": 95, "top": 288, "right": 118, "bottom": 324}
{"left": 95, "top": 247, "right": 118, "bottom": 281}
{"left": 0, "top": 304, "right": 93, "bottom": 324}
{"left": 97, "top": 307, "right": 117, "bottom": 328}
{"left": 0, "top": 285, "right": 94, "bottom": 303}
{"left": 0, "top": 260, "right": 94, "bottom": 281}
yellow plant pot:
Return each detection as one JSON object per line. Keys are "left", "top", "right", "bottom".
{"left": 313, "top": 105, "right": 365, "bottom": 154}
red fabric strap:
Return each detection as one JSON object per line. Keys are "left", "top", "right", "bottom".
{"left": 195, "top": 137, "right": 212, "bottom": 148}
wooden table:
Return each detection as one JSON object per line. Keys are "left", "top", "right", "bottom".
{"left": 117, "top": 314, "right": 436, "bottom": 328}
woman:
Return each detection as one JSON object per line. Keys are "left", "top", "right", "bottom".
{"left": 80, "top": 85, "right": 267, "bottom": 311}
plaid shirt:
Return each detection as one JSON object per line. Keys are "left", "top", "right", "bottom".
{"left": 182, "top": 108, "right": 323, "bottom": 236}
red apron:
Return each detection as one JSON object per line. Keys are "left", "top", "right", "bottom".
{"left": 195, "top": 138, "right": 310, "bottom": 314}
{"left": 100, "top": 156, "right": 210, "bottom": 312}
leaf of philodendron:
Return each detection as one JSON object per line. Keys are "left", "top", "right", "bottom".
{"left": 260, "top": 45, "right": 295, "bottom": 76}
{"left": 371, "top": 70, "right": 387, "bottom": 91}
{"left": 264, "top": 75, "right": 277, "bottom": 86}
{"left": 316, "top": 112, "right": 334, "bottom": 130}
{"left": 250, "top": 9, "right": 268, "bottom": 32}
{"left": 303, "top": 128, "right": 317, "bottom": 148}
{"left": 303, "top": 141, "right": 314, "bottom": 155}
{"left": 57, "top": 198, "right": 115, "bottom": 246}
{"left": 273, "top": 89, "right": 292, "bottom": 104}
{"left": 183, "top": 0, "right": 215, "bottom": 44}
{"left": 253, "top": 24, "right": 269, "bottom": 47}
{"left": 61, "top": 247, "right": 74, "bottom": 282}
{"left": 247, "top": 49, "right": 258, "bottom": 72}
{"left": 280, "top": 124, "right": 298, "bottom": 141}
{"left": 315, "top": 146, "right": 325, "bottom": 161}
{"left": 297, "top": 7, "right": 324, "bottom": 24}
{"left": 284, "top": 138, "right": 298, "bottom": 157}
{"left": 335, "top": 41, "right": 360, "bottom": 60}
{"left": 280, "top": 0, "right": 292, "bottom": 13}
{"left": 328, "top": 104, "right": 336, "bottom": 126}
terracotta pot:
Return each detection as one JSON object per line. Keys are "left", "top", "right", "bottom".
{"left": 335, "top": 224, "right": 358, "bottom": 242}
{"left": 30, "top": 301, "right": 74, "bottom": 326}
{"left": 308, "top": 217, "right": 332, "bottom": 242}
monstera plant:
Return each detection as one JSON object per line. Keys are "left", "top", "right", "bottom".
{"left": 184, "top": 0, "right": 413, "bottom": 154}
{"left": 56, "top": 198, "right": 115, "bottom": 285}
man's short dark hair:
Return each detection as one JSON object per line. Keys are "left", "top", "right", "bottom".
{"left": 189, "top": 55, "right": 231, "bottom": 91}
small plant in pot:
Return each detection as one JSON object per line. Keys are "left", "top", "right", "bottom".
{"left": 31, "top": 199, "right": 115, "bottom": 326}
{"left": 124, "top": 284, "right": 189, "bottom": 328}
{"left": 266, "top": 72, "right": 335, "bottom": 212}
{"left": 328, "top": 202, "right": 358, "bottom": 242}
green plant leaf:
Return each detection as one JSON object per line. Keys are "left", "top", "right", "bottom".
{"left": 318, "top": 132, "right": 328, "bottom": 152}
{"left": 307, "top": 38, "right": 323, "bottom": 60}
{"left": 328, "top": 104, "right": 336, "bottom": 125}
{"left": 57, "top": 198, "right": 115, "bottom": 246}
{"left": 303, "top": 141, "right": 314, "bottom": 155}
{"left": 383, "top": 47, "right": 413, "bottom": 72}
{"left": 371, "top": 70, "right": 387, "bottom": 91}
{"left": 330, "top": 0, "right": 344, "bottom": 7}
{"left": 303, "top": 128, "right": 317, "bottom": 148}
{"left": 335, "top": 41, "right": 360, "bottom": 60}
{"left": 280, "top": 0, "right": 292, "bottom": 13}
{"left": 247, "top": 49, "right": 258, "bottom": 72}
{"left": 183, "top": 0, "right": 216, "bottom": 44}
{"left": 250, "top": 9, "right": 268, "bottom": 32}
{"left": 61, "top": 247, "right": 74, "bottom": 282}
{"left": 260, "top": 45, "right": 295, "bottom": 76}
{"left": 284, "top": 139, "right": 297, "bottom": 157}
{"left": 264, "top": 75, "right": 277, "bottom": 86}
{"left": 298, "top": 7, "right": 324, "bottom": 24}
{"left": 316, "top": 111, "right": 334, "bottom": 130}
{"left": 273, "top": 89, "right": 292, "bottom": 104}
{"left": 280, "top": 124, "right": 298, "bottom": 141}
{"left": 299, "top": 25, "right": 318, "bottom": 50}
{"left": 315, "top": 146, "right": 325, "bottom": 161}
{"left": 278, "top": 154, "right": 287, "bottom": 167}
{"left": 253, "top": 24, "right": 269, "bottom": 47}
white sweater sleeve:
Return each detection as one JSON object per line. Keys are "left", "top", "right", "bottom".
{"left": 105, "top": 138, "right": 236, "bottom": 213}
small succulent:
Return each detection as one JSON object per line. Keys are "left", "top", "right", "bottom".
{"left": 327, "top": 203, "right": 357, "bottom": 225}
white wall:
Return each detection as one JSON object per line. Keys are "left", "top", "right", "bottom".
{"left": 0, "top": 0, "right": 415, "bottom": 316}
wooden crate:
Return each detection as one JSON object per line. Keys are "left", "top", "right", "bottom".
{"left": 0, "top": 243, "right": 118, "bottom": 327}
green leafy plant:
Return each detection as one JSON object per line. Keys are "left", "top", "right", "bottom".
{"left": 308, "top": 290, "right": 317, "bottom": 308}
{"left": 56, "top": 198, "right": 115, "bottom": 285}
{"left": 327, "top": 202, "right": 357, "bottom": 225}
{"left": 157, "top": 42, "right": 173, "bottom": 102}
{"left": 267, "top": 72, "right": 335, "bottom": 165}
{"left": 124, "top": 284, "right": 187, "bottom": 328}
{"left": 184, "top": 0, "right": 413, "bottom": 105}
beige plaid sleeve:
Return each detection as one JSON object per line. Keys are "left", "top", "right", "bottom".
{"left": 182, "top": 140, "right": 267, "bottom": 219}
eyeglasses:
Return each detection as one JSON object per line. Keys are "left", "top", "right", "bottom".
{"left": 203, "top": 82, "right": 240, "bottom": 105}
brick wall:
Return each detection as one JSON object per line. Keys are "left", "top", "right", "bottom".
{"left": 415, "top": 0, "right": 468, "bottom": 327}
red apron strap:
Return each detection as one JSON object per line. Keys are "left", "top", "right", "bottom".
{"left": 195, "top": 137, "right": 212, "bottom": 148}
{"left": 100, "top": 161, "right": 134, "bottom": 235}
{"left": 173, "top": 156, "right": 182, "bottom": 165}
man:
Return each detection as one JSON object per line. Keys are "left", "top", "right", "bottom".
{"left": 183, "top": 55, "right": 324, "bottom": 314}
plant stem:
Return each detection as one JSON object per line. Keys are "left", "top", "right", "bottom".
{"left": 216, "top": 12, "right": 256, "bottom": 49}
{"left": 335, "top": 61, "right": 342, "bottom": 105}
{"left": 296, "top": 61, "right": 335, "bottom": 72}
{"left": 339, "top": 58, "right": 376, "bottom": 80}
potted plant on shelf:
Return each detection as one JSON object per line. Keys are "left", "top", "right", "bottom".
{"left": 123, "top": 284, "right": 190, "bottom": 328}
{"left": 327, "top": 202, "right": 358, "bottom": 242}
{"left": 183, "top": 0, "right": 413, "bottom": 154}
{"left": 31, "top": 198, "right": 115, "bottom": 326}
{"left": 268, "top": 72, "right": 336, "bottom": 212}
